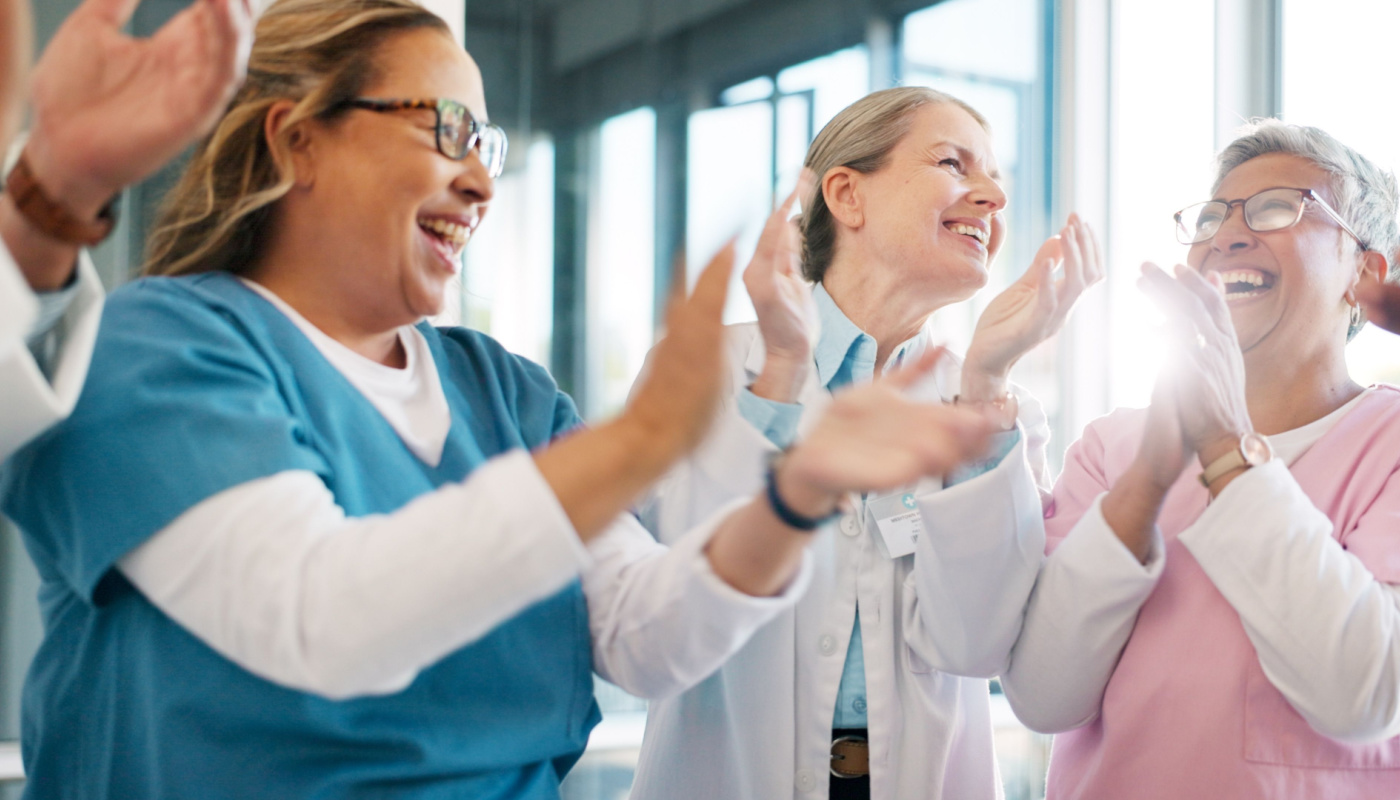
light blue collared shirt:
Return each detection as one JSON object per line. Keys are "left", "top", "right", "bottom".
{"left": 738, "top": 283, "right": 1018, "bottom": 730}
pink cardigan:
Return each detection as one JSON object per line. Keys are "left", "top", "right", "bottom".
{"left": 1044, "top": 387, "right": 1400, "bottom": 799}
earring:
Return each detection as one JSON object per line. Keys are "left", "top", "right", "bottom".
{"left": 1346, "top": 289, "right": 1359, "bottom": 308}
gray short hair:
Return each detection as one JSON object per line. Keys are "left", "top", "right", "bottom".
{"left": 1214, "top": 119, "right": 1400, "bottom": 338}
{"left": 800, "top": 87, "right": 990, "bottom": 283}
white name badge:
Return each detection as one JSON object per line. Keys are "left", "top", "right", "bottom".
{"left": 867, "top": 489, "right": 923, "bottom": 559}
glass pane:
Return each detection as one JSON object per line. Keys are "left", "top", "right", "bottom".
{"left": 721, "top": 75, "right": 775, "bottom": 106}
{"left": 777, "top": 46, "right": 870, "bottom": 134}
{"left": 1108, "top": 0, "right": 1215, "bottom": 408}
{"left": 687, "top": 101, "right": 774, "bottom": 324}
{"left": 903, "top": 0, "right": 1039, "bottom": 82}
{"left": 587, "top": 107, "right": 657, "bottom": 418}
{"left": 458, "top": 138, "right": 555, "bottom": 366}
{"left": 775, "top": 92, "right": 812, "bottom": 201}
{"left": 1283, "top": 0, "right": 1400, "bottom": 385}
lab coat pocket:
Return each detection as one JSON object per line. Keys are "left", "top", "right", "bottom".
{"left": 1242, "top": 662, "right": 1400, "bottom": 768}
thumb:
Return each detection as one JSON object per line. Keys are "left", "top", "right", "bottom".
{"left": 682, "top": 241, "right": 735, "bottom": 322}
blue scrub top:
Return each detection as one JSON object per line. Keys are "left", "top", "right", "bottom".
{"left": 1, "top": 273, "right": 599, "bottom": 799}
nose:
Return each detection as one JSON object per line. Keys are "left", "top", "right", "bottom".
{"left": 452, "top": 149, "right": 495, "bottom": 205}
{"left": 969, "top": 171, "right": 1007, "bottom": 213}
{"left": 1210, "top": 205, "right": 1258, "bottom": 255}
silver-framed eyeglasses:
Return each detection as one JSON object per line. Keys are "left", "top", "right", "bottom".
{"left": 1174, "top": 187, "right": 1368, "bottom": 250}
{"left": 337, "top": 97, "right": 509, "bottom": 178}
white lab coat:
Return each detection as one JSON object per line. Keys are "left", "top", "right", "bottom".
{"left": 0, "top": 245, "right": 103, "bottom": 462}
{"left": 631, "top": 322, "right": 1050, "bottom": 800}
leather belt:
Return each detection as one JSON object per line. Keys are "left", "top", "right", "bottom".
{"left": 830, "top": 734, "right": 869, "bottom": 779}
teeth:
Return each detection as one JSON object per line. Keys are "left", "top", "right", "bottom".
{"left": 418, "top": 217, "right": 472, "bottom": 251}
{"left": 1219, "top": 270, "right": 1265, "bottom": 287}
{"left": 947, "top": 223, "right": 988, "bottom": 245}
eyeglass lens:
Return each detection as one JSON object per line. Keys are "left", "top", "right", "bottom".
{"left": 1176, "top": 188, "right": 1306, "bottom": 244}
{"left": 438, "top": 101, "right": 507, "bottom": 178}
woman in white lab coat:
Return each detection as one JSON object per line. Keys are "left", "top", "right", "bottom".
{"left": 0, "top": 0, "right": 252, "bottom": 460}
{"left": 632, "top": 86, "right": 1102, "bottom": 800}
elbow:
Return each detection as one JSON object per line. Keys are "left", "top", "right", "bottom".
{"left": 1001, "top": 677, "right": 1099, "bottom": 735}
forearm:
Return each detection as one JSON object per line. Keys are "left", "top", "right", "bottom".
{"left": 120, "top": 452, "right": 591, "bottom": 700}
{"left": 1179, "top": 461, "right": 1400, "bottom": 742}
{"left": 905, "top": 431, "right": 1044, "bottom": 677}
{"left": 1001, "top": 494, "right": 1163, "bottom": 733}
{"left": 1100, "top": 460, "right": 1170, "bottom": 563}
{"left": 534, "top": 416, "right": 678, "bottom": 543}
{"left": 586, "top": 502, "right": 811, "bottom": 699}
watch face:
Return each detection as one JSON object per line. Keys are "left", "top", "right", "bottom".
{"left": 1240, "top": 432, "right": 1273, "bottom": 466}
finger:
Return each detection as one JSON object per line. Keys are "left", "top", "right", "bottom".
{"left": 918, "top": 406, "right": 993, "bottom": 472}
{"left": 1059, "top": 219, "right": 1087, "bottom": 300}
{"left": 1083, "top": 218, "right": 1106, "bottom": 285}
{"left": 1020, "top": 233, "right": 1063, "bottom": 289}
{"left": 685, "top": 240, "right": 736, "bottom": 320}
{"left": 796, "top": 167, "right": 818, "bottom": 215}
{"left": 1173, "top": 263, "right": 1233, "bottom": 335}
{"left": 1139, "top": 262, "right": 1208, "bottom": 323}
{"left": 883, "top": 345, "right": 946, "bottom": 391}
{"left": 81, "top": 0, "right": 141, "bottom": 26}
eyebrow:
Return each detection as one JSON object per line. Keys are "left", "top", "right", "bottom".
{"left": 931, "top": 141, "right": 1001, "bottom": 182}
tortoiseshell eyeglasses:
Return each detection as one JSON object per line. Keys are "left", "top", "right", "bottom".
{"left": 337, "top": 97, "right": 508, "bottom": 178}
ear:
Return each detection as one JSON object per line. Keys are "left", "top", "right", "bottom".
{"left": 1353, "top": 249, "right": 1388, "bottom": 294}
{"left": 263, "top": 99, "right": 316, "bottom": 190}
{"left": 822, "top": 167, "right": 865, "bottom": 231}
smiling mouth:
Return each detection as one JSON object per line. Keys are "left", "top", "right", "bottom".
{"left": 1218, "top": 268, "right": 1275, "bottom": 300}
{"left": 945, "top": 221, "right": 988, "bottom": 247}
{"left": 417, "top": 217, "right": 473, "bottom": 256}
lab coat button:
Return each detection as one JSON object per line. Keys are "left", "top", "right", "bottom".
{"left": 818, "top": 634, "right": 837, "bottom": 655}
{"left": 840, "top": 515, "right": 860, "bottom": 537}
{"left": 796, "top": 769, "right": 815, "bottom": 792}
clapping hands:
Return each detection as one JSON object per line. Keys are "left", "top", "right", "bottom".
{"left": 962, "top": 214, "right": 1103, "bottom": 400}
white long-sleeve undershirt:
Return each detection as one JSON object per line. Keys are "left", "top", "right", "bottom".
{"left": 1003, "top": 395, "right": 1400, "bottom": 743}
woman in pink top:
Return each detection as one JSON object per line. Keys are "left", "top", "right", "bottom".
{"left": 1000, "top": 119, "right": 1400, "bottom": 798}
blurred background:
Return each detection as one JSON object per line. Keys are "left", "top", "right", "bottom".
{"left": 5, "top": 0, "right": 1400, "bottom": 797}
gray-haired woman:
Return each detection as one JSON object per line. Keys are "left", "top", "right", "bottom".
{"left": 1001, "top": 120, "right": 1400, "bottom": 799}
{"left": 631, "top": 86, "right": 1103, "bottom": 800}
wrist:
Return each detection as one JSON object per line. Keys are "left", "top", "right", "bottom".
{"left": 772, "top": 449, "right": 842, "bottom": 521}
{"left": 1195, "top": 431, "right": 1248, "bottom": 470}
{"left": 0, "top": 194, "right": 80, "bottom": 291}
{"left": 21, "top": 134, "right": 113, "bottom": 220}
{"left": 751, "top": 353, "right": 809, "bottom": 403}
{"left": 958, "top": 357, "right": 1011, "bottom": 402}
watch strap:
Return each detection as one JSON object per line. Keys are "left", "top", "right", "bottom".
{"left": 764, "top": 454, "right": 839, "bottom": 531}
{"left": 1198, "top": 446, "right": 1247, "bottom": 488}
{"left": 5, "top": 151, "right": 117, "bottom": 246}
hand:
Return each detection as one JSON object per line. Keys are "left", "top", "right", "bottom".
{"left": 777, "top": 347, "right": 994, "bottom": 517}
{"left": 622, "top": 243, "right": 735, "bottom": 469}
{"left": 1137, "top": 262, "right": 1252, "bottom": 465}
{"left": 1136, "top": 368, "right": 1193, "bottom": 491}
{"left": 962, "top": 213, "right": 1103, "bottom": 400}
{"left": 745, "top": 173, "right": 817, "bottom": 403}
{"left": 23, "top": 0, "right": 254, "bottom": 220}
{"left": 1356, "top": 269, "right": 1400, "bottom": 336}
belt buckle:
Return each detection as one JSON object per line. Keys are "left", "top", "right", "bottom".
{"left": 829, "top": 734, "right": 869, "bottom": 779}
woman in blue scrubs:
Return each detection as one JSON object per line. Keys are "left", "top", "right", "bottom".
{"left": 0, "top": 1, "right": 998, "bottom": 797}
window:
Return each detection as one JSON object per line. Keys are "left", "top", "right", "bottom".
{"left": 457, "top": 138, "right": 556, "bottom": 366}
{"left": 586, "top": 107, "right": 658, "bottom": 418}
{"left": 1283, "top": 0, "right": 1400, "bottom": 385}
